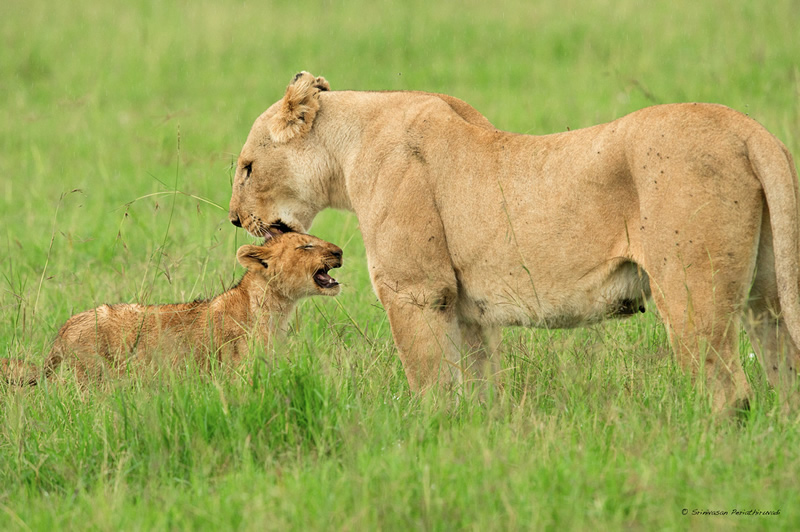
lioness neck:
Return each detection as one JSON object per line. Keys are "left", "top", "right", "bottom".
{"left": 314, "top": 90, "right": 487, "bottom": 213}
{"left": 314, "top": 91, "right": 391, "bottom": 211}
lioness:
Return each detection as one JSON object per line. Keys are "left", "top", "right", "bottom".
{"left": 228, "top": 71, "right": 800, "bottom": 413}
{"left": 2, "top": 233, "right": 342, "bottom": 385}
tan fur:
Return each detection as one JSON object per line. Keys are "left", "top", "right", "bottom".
{"left": 3, "top": 233, "right": 342, "bottom": 385}
{"left": 268, "top": 72, "right": 330, "bottom": 143}
{"left": 228, "top": 71, "right": 800, "bottom": 413}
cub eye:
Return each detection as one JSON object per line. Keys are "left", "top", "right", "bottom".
{"left": 297, "top": 244, "right": 314, "bottom": 250}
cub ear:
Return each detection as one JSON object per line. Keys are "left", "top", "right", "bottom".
{"left": 268, "top": 71, "right": 331, "bottom": 143}
{"left": 237, "top": 245, "right": 271, "bottom": 271}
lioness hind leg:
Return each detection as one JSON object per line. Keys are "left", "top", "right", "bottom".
{"left": 663, "top": 309, "right": 751, "bottom": 413}
{"left": 638, "top": 168, "right": 763, "bottom": 413}
{"left": 652, "top": 272, "right": 751, "bottom": 412}
{"left": 645, "top": 238, "right": 756, "bottom": 413}
{"left": 459, "top": 322, "right": 502, "bottom": 391}
{"left": 742, "top": 307, "right": 800, "bottom": 412}
{"left": 742, "top": 214, "right": 800, "bottom": 411}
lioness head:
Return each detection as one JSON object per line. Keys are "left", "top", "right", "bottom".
{"left": 229, "top": 71, "right": 333, "bottom": 239}
{"left": 236, "top": 232, "right": 343, "bottom": 297}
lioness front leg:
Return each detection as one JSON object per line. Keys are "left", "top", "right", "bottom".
{"left": 373, "top": 278, "right": 463, "bottom": 392}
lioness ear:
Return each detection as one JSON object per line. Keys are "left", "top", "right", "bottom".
{"left": 268, "top": 71, "right": 330, "bottom": 143}
{"left": 293, "top": 70, "right": 330, "bottom": 91}
{"left": 237, "top": 245, "right": 270, "bottom": 271}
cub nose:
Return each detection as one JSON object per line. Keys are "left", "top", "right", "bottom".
{"left": 331, "top": 247, "right": 343, "bottom": 259}
{"left": 229, "top": 212, "right": 242, "bottom": 227}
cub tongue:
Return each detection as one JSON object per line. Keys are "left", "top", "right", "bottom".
{"left": 315, "top": 271, "right": 338, "bottom": 287}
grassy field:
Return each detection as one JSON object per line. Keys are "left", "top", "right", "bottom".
{"left": 2, "top": 0, "right": 800, "bottom": 529}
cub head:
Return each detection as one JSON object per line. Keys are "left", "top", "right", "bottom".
{"left": 236, "top": 232, "right": 343, "bottom": 298}
{"left": 229, "top": 71, "right": 333, "bottom": 240}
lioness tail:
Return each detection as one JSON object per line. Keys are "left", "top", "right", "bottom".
{"left": 749, "top": 129, "right": 800, "bottom": 349}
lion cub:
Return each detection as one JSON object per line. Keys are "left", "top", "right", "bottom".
{"left": 3, "top": 233, "right": 342, "bottom": 385}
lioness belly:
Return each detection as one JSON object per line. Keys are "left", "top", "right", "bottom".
{"left": 457, "top": 260, "right": 650, "bottom": 328}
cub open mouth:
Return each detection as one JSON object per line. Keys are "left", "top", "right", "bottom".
{"left": 314, "top": 268, "right": 339, "bottom": 289}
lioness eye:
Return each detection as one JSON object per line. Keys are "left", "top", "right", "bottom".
{"left": 242, "top": 163, "right": 252, "bottom": 179}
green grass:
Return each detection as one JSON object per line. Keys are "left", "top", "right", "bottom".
{"left": 2, "top": 0, "right": 800, "bottom": 529}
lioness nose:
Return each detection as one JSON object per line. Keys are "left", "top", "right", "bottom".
{"left": 229, "top": 212, "right": 242, "bottom": 227}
